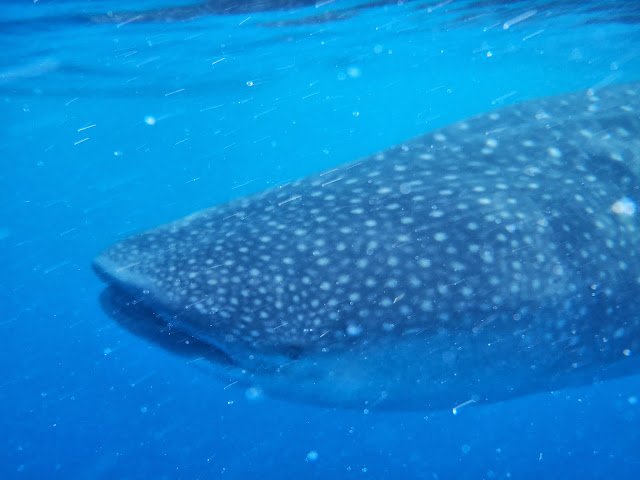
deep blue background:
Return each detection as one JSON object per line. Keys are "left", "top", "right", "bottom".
{"left": 1, "top": 0, "right": 640, "bottom": 478}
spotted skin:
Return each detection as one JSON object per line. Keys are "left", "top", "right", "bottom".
{"left": 94, "top": 82, "right": 640, "bottom": 410}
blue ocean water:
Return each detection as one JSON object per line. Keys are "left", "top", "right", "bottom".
{"left": 2, "top": 0, "right": 640, "bottom": 478}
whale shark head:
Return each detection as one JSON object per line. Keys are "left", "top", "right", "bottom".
{"left": 94, "top": 82, "right": 640, "bottom": 410}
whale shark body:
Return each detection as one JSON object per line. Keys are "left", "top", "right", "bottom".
{"left": 94, "top": 82, "right": 640, "bottom": 410}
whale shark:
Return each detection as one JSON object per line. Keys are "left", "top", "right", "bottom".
{"left": 94, "top": 82, "right": 640, "bottom": 411}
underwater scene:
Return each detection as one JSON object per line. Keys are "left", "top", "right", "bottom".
{"left": 2, "top": 0, "right": 640, "bottom": 478}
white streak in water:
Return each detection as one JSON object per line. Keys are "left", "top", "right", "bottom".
{"left": 503, "top": 10, "right": 537, "bottom": 30}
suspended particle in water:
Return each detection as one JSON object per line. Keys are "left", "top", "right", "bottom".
{"left": 244, "top": 386, "right": 263, "bottom": 402}
{"left": 347, "top": 66, "right": 361, "bottom": 78}
{"left": 612, "top": 197, "right": 636, "bottom": 216}
{"left": 144, "top": 115, "right": 156, "bottom": 126}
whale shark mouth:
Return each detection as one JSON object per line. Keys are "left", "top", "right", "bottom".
{"left": 93, "top": 257, "right": 310, "bottom": 374}
{"left": 98, "top": 283, "right": 237, "bottom": 367}
{"left": 93, "top": 252, "right": 236, "bottom": 366}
